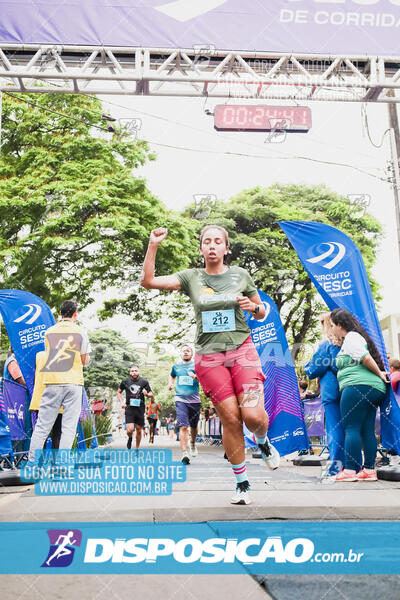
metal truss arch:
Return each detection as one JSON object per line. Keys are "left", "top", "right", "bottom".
{"left": 1, "top": 44, "right": 400, "bottom": 102}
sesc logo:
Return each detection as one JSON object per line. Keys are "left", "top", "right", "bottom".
{"left": 292, "top": 427, "right": 304, "bottom": 437}
{"left": 155, "top": 0, "right": 228, "bottom": 22}
{"left": 84, "top": 536, "right": 314, "bottom": 565}
{"left": 41, "top": 529, "right": 82, "bottom": 568}
{"left": 13, "top": 303, "right": 42, "bottom": 325}
{"left": 17, "top": 404, "right": 24, "bottom": 421}
{"left": 306, "top": 242, "right": 346, "bottom": 270}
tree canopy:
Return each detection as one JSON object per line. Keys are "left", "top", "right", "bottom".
{"left": 84, "top": 328, "right": 140, "bottom": 391}
{"left": 105, "top": 183, "right": 382, "bottom": 352}
{"left": 0, "top": 92, "right": 198, "bottom": 312}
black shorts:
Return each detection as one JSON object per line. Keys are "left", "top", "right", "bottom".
{"left": 147, "top": 417, "right": 158, "bottom": 426}
{"left": 125, "top": 407, "right": 145, "bottom": 427}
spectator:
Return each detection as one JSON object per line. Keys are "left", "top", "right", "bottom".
{"left": 29, "top": 350, "right": 62, "bottom": 450}
{"left": 330, "top": 308, "right": 388, "bottom": 482}
{"left": 3, "top": 348, "right": 26, "bottom": 387}
{"left": 389, "top": 358, "right": 400, "bottom": 394}
{"left": 298, "top": 380, "right": 319, "bottom": 401}
{"left": 28, "top": 299, "right": 91, "bottom": 462}
{"left": 304, "top": 313, "right": 345, "bottom": 477}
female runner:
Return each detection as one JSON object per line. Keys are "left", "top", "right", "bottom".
{"left": 141, "top": 225, "right": 279, "bottom": 505}
{"left": 147, "top": 397, "right": 161, "bottom": 444}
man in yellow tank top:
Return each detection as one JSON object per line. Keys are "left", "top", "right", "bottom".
{"left": 29, "top": 350, "right": 63, "bottom": 449}
{"left": 28, "top": 300, "right": 91, "bottom": 461}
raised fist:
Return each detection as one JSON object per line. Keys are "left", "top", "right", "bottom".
{"left": 150, "top": 227, "right": 168, "bottom": 245}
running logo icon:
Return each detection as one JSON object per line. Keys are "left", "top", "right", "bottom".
{"left": 41, "top": 529, "right": 82, "bottom": 568}
{"left": 306, "top": 242, "right": 346, "bottom": 270}
{"left": 13, "top": 304, "right": 42, "bottom": 325}
{"left": 41, "top": 333, "right": 82, "bottom": 372}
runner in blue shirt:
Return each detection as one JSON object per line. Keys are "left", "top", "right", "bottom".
{"left": 168, "top": 344, "right": 201, "bottom": 464}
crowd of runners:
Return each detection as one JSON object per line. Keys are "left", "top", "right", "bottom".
{"left": 116, "top": 346, "right": 200, "bottom": 466}
{"left": 21, "top": 223, "right": 392, "bottom": 505}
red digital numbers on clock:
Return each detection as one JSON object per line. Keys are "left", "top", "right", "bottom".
{"left": 214, "top": 105, "right": 311, "bottom": 132}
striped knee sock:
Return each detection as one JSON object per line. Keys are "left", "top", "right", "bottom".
{"left": 231, "top": 461, "right": 248, "bottom": 484}
{"left": 254, "top": 432, "right": 268, "bottom": 445}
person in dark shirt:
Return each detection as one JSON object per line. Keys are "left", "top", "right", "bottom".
{"left": 117, "top": 364, "right": 153, "bottom": 449}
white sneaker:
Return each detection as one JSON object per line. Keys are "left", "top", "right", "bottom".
{"left": 230, "top": 481, "right": 251, "bottom": 505}
{"left": 190, "top": 444, "right": 198, "bottom": 457}
{"left": 258, "top": 439, "right": 280, "bottom": 470}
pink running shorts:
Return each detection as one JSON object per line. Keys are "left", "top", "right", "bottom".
{"left": 194, "top": 336, "right": 265, "bottom": 406}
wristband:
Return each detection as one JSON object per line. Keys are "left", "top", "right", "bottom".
{"left": 252, "top": 304, "right": 260, "bottom": 316}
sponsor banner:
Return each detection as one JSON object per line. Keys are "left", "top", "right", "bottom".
{"left": 0, "top": 379, "right": 13, "bottom": 456}
{"left": 0, "top": 521, "right": 399, "bottom": 574}
{"left": 0, "top": 291, "right": 98, "bottom": 450}
{"left": 0, "top": 290, "right": 55, "bottom": 397}
{"left": 20, "top": 449, "right": 186, "bottom": 496}
{"left": 245, "top": 291, "right": 308, "bottom": 455}
{"left": 2, "top": 378, "right": 30, "bottom": 440}
{"left": 279, "top": 221, "right": 400, "bottom": 454}
{"left": 1, "top": 0, "right": 400, "bottom": 55}
{"left": 303, "top": 398, "right": 325, "bottom": 437}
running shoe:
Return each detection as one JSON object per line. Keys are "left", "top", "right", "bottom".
{"left": 181, "top": 451, "right": 190, "bottom": 465}
{"left": 190, "top": 444, "right": 198, "bottom": 458}
{"left": 258, "top": 439, "right": 280, "bottom": 470}
{"left": 335, "top": 469, "right": 357, "bottom": 482}
{"left": 231, "top": 480, "right": 251, "bottom": 505}
{"left": 356, "top": 469, "right": 378, "bottom": 481}
{"left": 321, "top": 471, "right": 338, "bottom": 480}
{"left": 127, "top": 437, "right": 132, "bottom": 449}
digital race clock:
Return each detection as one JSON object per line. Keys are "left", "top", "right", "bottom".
{"left": 214, "top": 105, "right": 311, "bottom": 132}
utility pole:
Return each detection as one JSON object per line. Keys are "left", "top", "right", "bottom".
{"left": 0, "top": 91, "right": 2, "bottom": 155}
{"left": 387, "top": 90, "right": 400, "bottom": 264}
